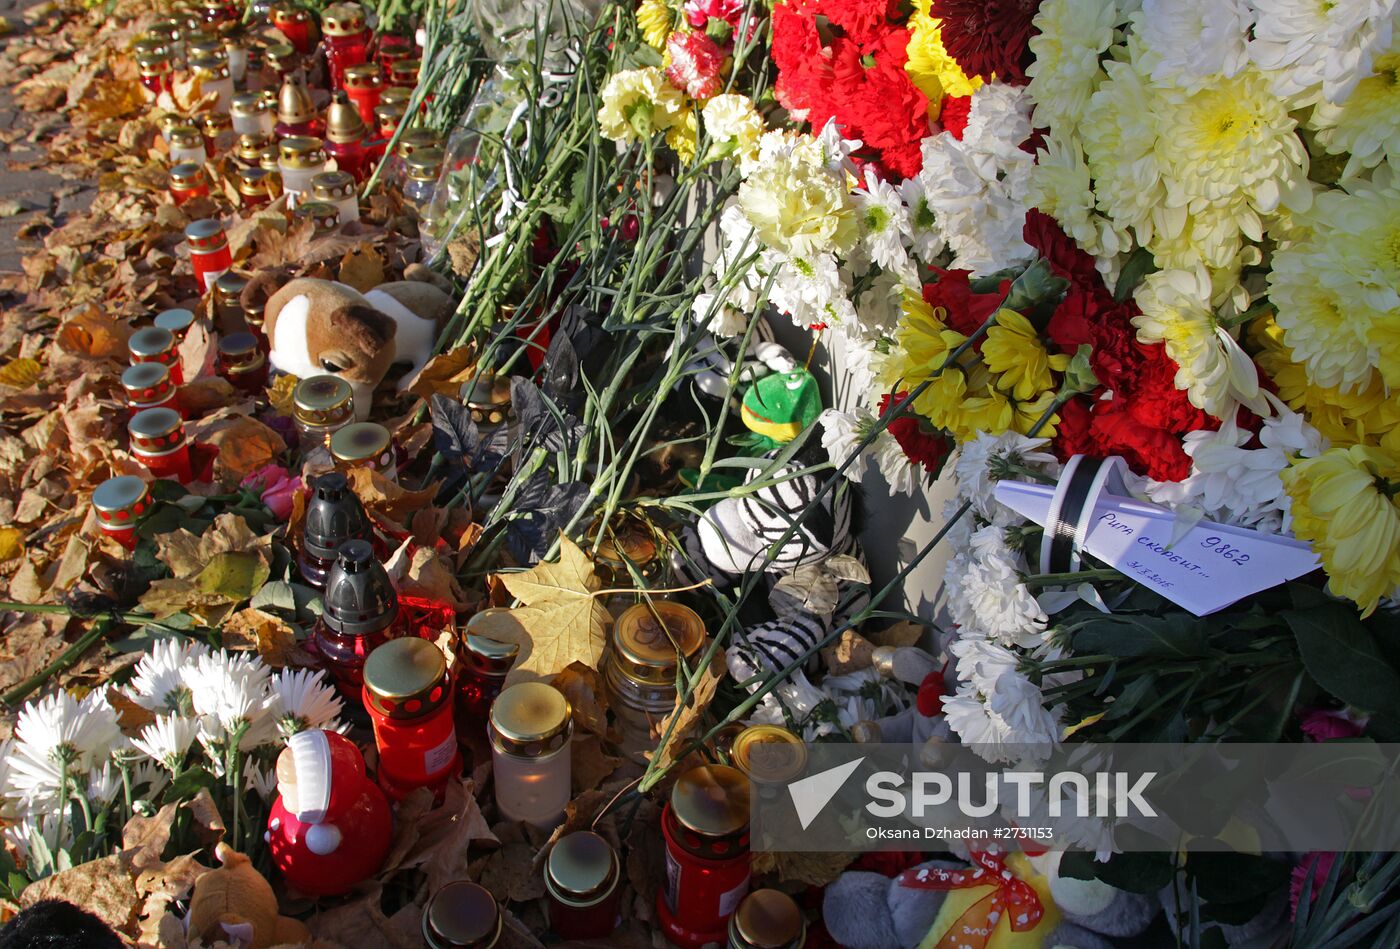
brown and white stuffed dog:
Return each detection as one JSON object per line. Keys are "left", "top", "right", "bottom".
{"left": 249, "top": 266, "right": 454, "bottom": 418}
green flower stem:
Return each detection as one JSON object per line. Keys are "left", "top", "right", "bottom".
{"left": 1020, "top": 568, "right": 1124, "bottom": 588}
{"left": 2, "top": 616, "right": 118, "bottom": 710}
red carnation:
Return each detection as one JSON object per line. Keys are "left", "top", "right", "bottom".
{"left": 665, "top": 30, "right": 726, "bottom": 99}
{"left": 931, "top": 0, "right": 1043, "bottom": 83}
{"left": 938, "top": 94, "right": 971, "bottom": 139}
{"left": 921, "top": 268, "right": 1007, "bottom": 338}
{"left": 880, "top": 392, "right": 953, "bottom": 474}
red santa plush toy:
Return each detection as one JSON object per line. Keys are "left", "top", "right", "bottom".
{"left": 265, "top": 729, "right": 392, "bottom": 896}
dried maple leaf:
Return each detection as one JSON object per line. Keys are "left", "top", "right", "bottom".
{"left": 570, "top": 734, "right": 623, "bottom": 794}
{"left": 140, "top": 514, "right": 274, "bottom": 620}
{"left": 647, "top": 651, "right": 726, "bottom": 774}
{"left": 550, "top": 662, "right": 610, "bottom": 737}
{"left": 223, "top": 607, "right": 317, "bottom": 669}
{"left": 177, "top": 321, "right": 216, "bottom": 384}
{"left": 404, "top": 344, "right": 478, "bottom": 402}
{"left": 751, "top": 850, "right": 855, "bottom": 887}
{"left": 337, "top": 244, "right": 385, "bottom": 293}
{"left": 497, "top": 535, "right": 612, "bottom": 684}
{"left": 20, "top": 853, "right": 141, "bottom": 935}
{"left": 0, "top": 357, "right": 41, "bottom": 391}
{"left": 107, "top": 686, "right": 156, "bottom": 734}
{"left": 820, "top": 629, "right": 877, "bottom": 675}
{"left": 56, "top": 308, "right": 131, "bottom": 359}
{"left": 344, "top": 467, "right": 439, "bottom": 532}
{"left": 384, "top": 540, "right": 468, "bottom": 609}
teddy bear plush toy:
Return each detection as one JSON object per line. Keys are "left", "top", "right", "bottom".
{"left": 823, "top": 847, "right": 1157, "bottom": 949}
{"left": 244, "top": 265, "right": 454, "bottom": 419}
{"left": 185, "top": 843, "right": 311, "bottom": 949}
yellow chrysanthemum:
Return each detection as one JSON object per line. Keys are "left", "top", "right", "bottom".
{"left": 1281, "top": 445, "right": 1400, "bottom": 616}
{"left": 904, "top": 0, "right": 981, "bottom": 119}
{"left": 982, "top": 308, "right": 1070, "bottom": 401}
{"left": 636, "top": 0, "right": 674, "bottom": 50}
{"left": 1012, "top": 390, "right": 1061, "bottom": 438}
{"left": 597, "top": 67, "right": 685, "bottom": 144}
{"left": 666, "top": 108, "right": 698, "bottom": 163}
{"left": 1313, "top": 52, "right": 1400, "bottom": 179}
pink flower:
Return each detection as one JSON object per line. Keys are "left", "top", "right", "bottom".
{"left": 665, "top": 30, "right": 725, "bottom": 99}
{"left": 684, "top": 0, "right": 746, "bottom": 29}
{"left": 1289, "top": 852, "right": 1337, "bottom": 921}
{"left": 1299, "top": 707, "right": 1367, "bottom": 742}
{"left": 241, "top": 463, "right": 302, "bottom": 520}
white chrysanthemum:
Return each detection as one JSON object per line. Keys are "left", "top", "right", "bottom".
{"left": 9, "top": 691, "right": 122, "bottom": 807}
{"left": 183, "top": 651, "right": 275, "bottom": 750}
{"left": 691, "top": 292, "right": 749, "bottom": 337}
{"left": 895, "top": 175, "right": 945, "bottom": 263}
{"left": 855, "top": 268, "right": 917, "bottom": 336}
{"left": 130, "top": 760, "right": 170, "bottom": 799}
{"left": 954, "top": 432, "right": 1061, "bottom": 523}
{"left": 1081, "top": 57, "right": 1167, "bottom": 245}
{"left": 270, "top": 668, "right": 345, "bottom": 738}
{"left": 1248, "top": 0, "right": 1398, "bottom": 105}
{"left": 818, "top": 408, "right": 919, "bottom": 495}
{"left": 127, "top": 638, "right": 210, "bottom": 713}
{"left": 946, "top": 527, "right": 1049, "bottom": 649}
{"left": 244, "top": 763, "right": 280, "bottom": 800}
{"left": 1132, "top": 267, "right": 1263, "bottom": 418}
{"left": 1027, "top": 132, "right": 1125, "bottom": 260}
{"left": 131, "top": 714, "right": 199, "bottom": 771}
{"left": 962, "top": 83, "right": 1036, "bottom": 164}
{"left": 944, "top": 640, "right": 1060, "bottom": 765}
{"left": 85, "top": 762, "right": 124, "bottom": 806}
{"left": 1269, "top": 256, "right": 1375, "bottom": 391}
{"left": 1313, "top": 53, "right": 1400, "bottom": 179}
{"left": 1133, "top": 0, "right": 1253, "bottom": 87}
{"left": 596, "top": 67, "right": 685, "bottom": 144}
{"left": 766, "top": 252, "right": 858, "bottom": 328}
{"left": 855, "top": 168, "right": 913, "bottom": 276}
{"left": 5, "top": 812, "right": 74, "bottom": 869}
{"left": 1026, "top": 0, "right": 1121, "bottom": 130}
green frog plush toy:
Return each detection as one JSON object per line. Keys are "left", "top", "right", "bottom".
{"left": 738, "top": 368, "right": 823, "bottom": 451}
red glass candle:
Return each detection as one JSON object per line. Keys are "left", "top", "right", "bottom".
{"left": 92, "top": 475, "right": 152, "bottom": 552}
{"left": 275, "top": 71, "right": 324, "bottom": 139}
{"left": 729, "top": 890, "right": 806, "bottom": 949}
{"left": 376, "top": 33, "right": 413, "bottom": 79}
{"left": 137, "top": 53, "right": 173, "bottom": 95}
{"left": 128, "top": 407, "right": 193, "bottom": 484}
{"left": 186, "top": 220, "right": 233, "bottom": 295}
{"left": 310, "top": 539, "right": 407, "bottom": 703}
{"left": 387, "top": 57, "right": 419, "bottom": 89}
{"left": 199, "top": 0, "right": 239, "bottom": 27}
{"left": 362, "top": 637, "right": 461, "bottom": 802}
{"left": 236, "top": 167, "right": 278, "bottom": 210}
{"left": 321, "top": 3, "right": 370, "bottom": 91}
{"left": 217, "top": 331, "right": 268, "bottom": 396}
{"left": 325, "top": 91, "right": 371, "bottom": 181}
{"left": 271, "top": 4, "right": 317, "bottom": 54}
{"left": 153, "top": 307, "right": 195, "bottom": 341}
{"left": 169, "top": 162, "right": 210, "bottom": 206}
{"left": 454, "top": 614, "right": 520, "bottom": 741}
{"left": 657, "top": 765, "right": 753, "bottom": 949}
{"left": 128, "top": 326, "right": 183, "bottom": 386}
{"left": 121, "top": 362, "right": 181, "bottom": 418}
{"left": 545, "top": 832, "right": 622, "bottom": 940}
{"left": 341, "top": 64, "right": 380, "bottom": 128}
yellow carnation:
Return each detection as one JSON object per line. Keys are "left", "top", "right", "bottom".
{"left": 1281, "top": 445, "right": 1400, "bottom": 616}
{"left": 904, "top": 0, "right": 981, "bottom": 118}
{"left": 982, "top": 308, "right": 1070, "bottom": 401}
{"left": 597, "top": 67, "right": 685, "bottom": 144}
{"left": 666, "top": 108, "right": 698, "bottom": 163}
{"left": 737, "top": 149, "right": 859, "bottom": 259}
{"left": 636, "top": 0, "right": 674, "bottom": 50}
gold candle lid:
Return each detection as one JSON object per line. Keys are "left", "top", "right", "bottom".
{"left": 461, "top": 610, "right": 522, "bottom": 677}
{"left": 236, "top": 132, "right": 272, "bottom": 164}
{"left": 423, "top": 881, "right": 501, "bottom": 949}
{"left": 258, "top": 147, "right": 281, "bottom": 173}
{"left": 544, "top": 832, "right": 618, "bottom": 907}
{"left": 237, "top": 165, "right": 277, "bottom": 196}
{"left": 330, "top": 421, "right": 390, "bottom": 464}
{"left": 730, "top": 890, "right": 805, "bottom": 949}
{"left": 168, "top": 124, "right": 203, "bottom": 150}
{"left": 326, "top": 92, "right": 368, "bottom": 143}
{"left": 611, "top": 601, "right": 706, "bottom": 687}
{"left": 154, "top": 308, "right": 195, "bottom": 335}
{"left": 129, "top": 325, "right": 177, "bottom": 359}
{"left": 169, "top": 161, "right": 208, "bottom": 189}
{"left": 374, "top": 102, "right": 406, "bottom": 135}
{"left": 137, "top": 52, "right": 173, "bottom": 75}
{"left": 320, "top": 3, "right": 366, "bottom": 36}
{"left": 218, "top": 330, "right": 260, "bottom": 359}
{"left": 293, "top": 200, "right": 340, "bottom": 231}
{"left": 129, "top": 405, "right": 184, "bottom": 441}
{"left": 201, "top": 112, "right": 233, "bottom": 137}
{"left": 342, "top": 63, "right": 381, "bottom": 90}
{"left": 230, "top": 92, "right": 268, "bottom": 118}
{"left": 293, "top": 374, "right": 354, "bottom": 422}
{"left": 278, "top": 135, "right": 325, "bottom": 167}
{"left": 132, "top": 35, "right": 169, "bottom": 57}
{"left": 405, "top": 147, "right": 444, "bottom": 182}
{"left": 488, "top": 681, "right": 571, "bottom": 755}
{"left": 389, "top": 57, "right": 420, "bottom": 81}
{"left": 146, "top": 18, "right": 180, "bottom": 38}
{"left": 121, "top": 362, "right": 174, "bottom": 403}
{"left": 730, "top": 724, "right": 807, "bottom": 785}
{"left": 277, "top": 73, "right": 316, "bottom": 124}
{"left": 363, "top": 637, "right": 450, "bottom": 720}
{"left": 213, "top": 271, "right": 248, "bottom": 304}
{"left": 92, "top": 475, "right": 152, "bottom": 520}
{"left": 185, "top": 218, "right": 227, "bottom": 251}
{"left": 265, "top": 41, "right": 297, "bottom": 73}
{"left": 272, "top": 3, "right": 311, "bottom": 24}
{"left": 396, "top": 127, "right": 440, "bottom": 158}
{"left": 592, "top": 514, "right": 659, "bottom": 569}
{"left": 670, "top": 764, "right": 750, "bottom": 838}
{"left": 190, "top": 55, "right": 230, "bottom": 80}
{"left": 310, "top": 169, "right": 354, "bottom": 201}
{"left": 380, "top": 86, "right": 413, "bottom": 107}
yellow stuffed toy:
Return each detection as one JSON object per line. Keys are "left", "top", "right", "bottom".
{"left": 186, "top": 843, "right": 312, "bottom": 948}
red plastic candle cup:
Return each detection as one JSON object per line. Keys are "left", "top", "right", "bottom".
{"left": 321, "top": 3, "right": 371, "bottom": 90}
{"left": 310, "top": 539, "right": 405, "bottom": 703}
{"left": 137, "top": 53, "right": 173, "bottom": 95}
{"left": 217, "top": 331, "right": 268, "bottom": 396}
{"left": 271, "top": 4, "right": 317, "bottom": 54}
{"left": 325, "top": 90, "right": 372, "bottom": 182}
{"left": 387, "top": 56, "right": 419, "bottom": 89}
{"left": 121, "top": 362, "right": 181, "bottom": 419}
{"left": 168, "top": 162, "right": 210, "bottom": 206}
{"left": 544, "top": 831, "right": 622, "bottom": 940}
{"left": 128, "top": 407, "right": 193, "bottom": 484}
{"left": 128, "top": 326, "right": 183, "bottom": 386}
{"left": 342, "top": 64, "right": 381, "bottom": 129}
{"left": 186, "top": 220, "right": 233, "bottom": 295}
{"left": 376, "top": 33, "right": 413, "bottom": 79}
{"left": 153, "top": 307, "right": 195, "bottom": 341}
{"left": 92, "top": 475, "right": 152, "bottom": 552}
{"left": 454, "top": 614, "right": 520, "bottom": 742}
{"left": 656, "top": 765, "right": 753, "bottom": 949}
{"left": 362, "top": 637, "right": 461, "bottom": 803}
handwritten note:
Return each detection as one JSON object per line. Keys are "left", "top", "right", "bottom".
{"left": 995, "top": 470, "right": 1321, "bottom": 615}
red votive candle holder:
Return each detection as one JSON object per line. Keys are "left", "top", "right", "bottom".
{"left": 92, "top": 475, "right": 152, "bottom": 552}
{"left": 544, "top": 831, "right": 622, "bottom": 940}
{"left": 128, "top": 407, "right": 193, "bottom": 484}
{"left": 454, "top": 611, "right": 519, "bottom": 742}
{"left": 656, "top": 764, "right": 753, "bottom": 949}
{"left": 271, "top": 3, "right": 317, "bottom": 54}
{"left": 128, "top": 326, "right": 183, "bottom": 386}
{"left": 121, "top": 362, "right": 181, "bottom": 418}
{"left": 310, "top": 539, "right": 407, "bottom": 704}
{"left": 363, "top": 637, "right": 461, "bottom": 803}
{"left": 168, "top": 162, "right": 210, "bottom": 206}
{"left": 217, "top": 331, "right": 268, "bottom": 396}
{"left": 186, "top": 220, "right": 233, "bottom": 295}
{"left": 321, "top": 3, "right": 371, "bottom": 91}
